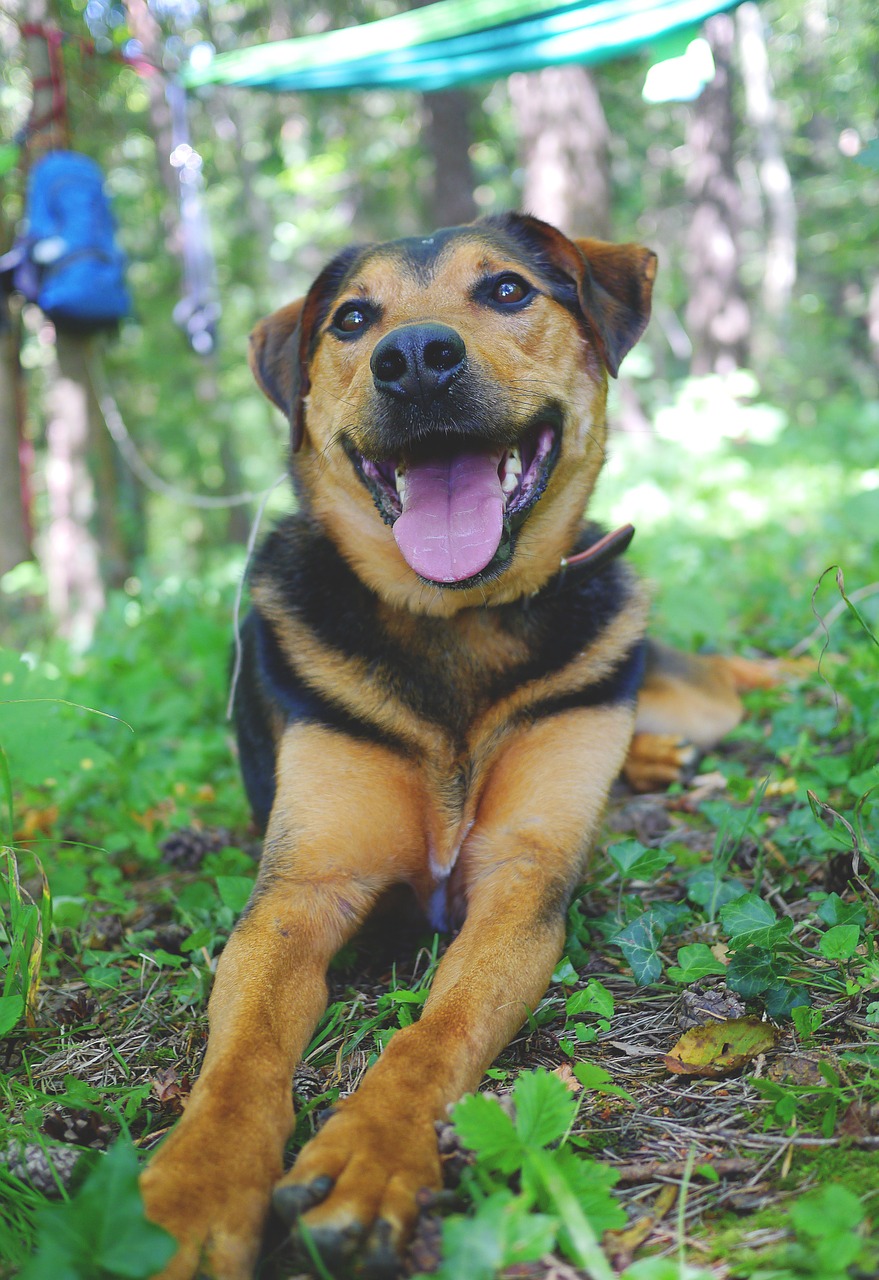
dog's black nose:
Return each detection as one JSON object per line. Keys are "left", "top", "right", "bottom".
{"left": 370, "top": 323, "right": 465, "bottom": 403}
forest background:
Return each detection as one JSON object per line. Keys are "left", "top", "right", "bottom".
{"left": 0, "top": 1, "right": 878, "bottom": 1278}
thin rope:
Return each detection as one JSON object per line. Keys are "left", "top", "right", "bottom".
{"left": 226, "top": 474, "right": 287, "bottom": 721}
{"left": 87, "top": 351, "right": 283, "bottom": 509}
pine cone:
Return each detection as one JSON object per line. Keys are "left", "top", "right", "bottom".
{"left": 42, "top": 1107, "right": 113, "bottom": 1149}
{"left": 2, "top": 1142, "right": 82, "bottom": 1196}
{"left": 160, "top": 826, "right": 233, "bottom": 871}
{"left": 53, "top": 990, "right": 99, "bottom": 1026}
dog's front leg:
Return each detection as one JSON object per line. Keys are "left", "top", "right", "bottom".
{"left": 275, "top": 703, "right": 636, "bottom": 1277}
{"left": 141, "top": 727, "right": 427, "bottom": 1280}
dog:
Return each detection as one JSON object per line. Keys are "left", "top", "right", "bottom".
{"left": 141, "top": 213, "right": 773, "bottom": 1279}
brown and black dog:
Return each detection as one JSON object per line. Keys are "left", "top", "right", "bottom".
{"left": 141, "top": 214, "right": 771, "bottom": 1279}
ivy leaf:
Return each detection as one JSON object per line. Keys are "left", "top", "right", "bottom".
{"left": 818, "top": 924, "right": 861, "bottom": 961}
{"left": 614, "top": 905, "right": 688, "bottom": 985}
{"left": 613, "top": 913, "right": 664, "bottom": 984}
{"left": 451, "top": 1092, "right": 522, "bottom": 1175}
{"left": 816, "top": 894, "right": 867, "bottom": 928}
{"left": 512, "top": 1069, "right": 577, "bottom": 1149}
{"left": 763, "top": 980, "right": 810, "bottom": 1018}
{"left": 19, "top": 1140, "right": 177, "bottom": 1280}
{"left": 686, "top": 868, "right": 747, "bottom": 913}
{"left": 667, "top": 943, "right": 728, "bottom": 984}
{"left": 720, "top": 893, "right": 794, "bottom": 950}
{"left": 726, "top": 946, "right": 790, "bottom": 997}
{"left": 607, "top": 841, "right": 674, "bottom": 881}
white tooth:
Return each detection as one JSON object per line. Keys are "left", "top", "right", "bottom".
{"left": 504, "top": 448, "right": 522, "bottom": 476}
{"left": 395, "top": 466, "right": 407, "bottom": 500}
{"left": 501, "top": 471, "right": 519, "bottom": 495}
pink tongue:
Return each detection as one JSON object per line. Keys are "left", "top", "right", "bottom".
{"left": 393, "top": 450, "right": 504, "bottom": 583}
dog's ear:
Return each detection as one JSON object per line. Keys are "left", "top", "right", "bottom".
{"left": 249, "top": 245, "right": 368, "bottom": 453}
{"left": 502, "top": 215, "right": 656, "bottom": 378}
{"left": 249, "top": 297, "right": 310, "bottom": 453}
{"left": 571, "top": 236, "right": 657, "bottom": 378}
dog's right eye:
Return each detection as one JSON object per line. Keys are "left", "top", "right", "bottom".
{"left": 332, "top": 304, "right": 371, "bottom": 335}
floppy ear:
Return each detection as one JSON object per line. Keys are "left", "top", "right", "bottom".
{"left": 249, "top": 245, "right": 368, "bottom": 453}
{"left": 506, "top": 215, "right": 656, "bottom": 377}
{"left": 572, "top": 236, "right": 658, "bottom": 378}
{"left": 249, "top": 298, "right": 309, "bottom": 453}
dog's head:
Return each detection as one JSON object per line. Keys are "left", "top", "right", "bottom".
{"left": 250, "top": 213, "right": 656, "bottom": 614}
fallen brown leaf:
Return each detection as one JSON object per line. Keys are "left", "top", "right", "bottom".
{"left": 664, "top": 1017, "right": 778, "bottom": 1077}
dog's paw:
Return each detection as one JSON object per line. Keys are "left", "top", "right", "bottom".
{"left": 623, "top": 732, "right": 698, "bottom": 792}
{"left": 140, "top": 1123, "right": 281, "bottom": 1280}
{"left": 272, "top": 1101, "right": 441, "bottom": 1278}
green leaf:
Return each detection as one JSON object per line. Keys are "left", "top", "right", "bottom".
{"left": 429, "top": 1191, "right": 556, "bottom": 1280}
{"left": 816, "top": 894, "right": 867, "bottom": 928}
{"left": 524, "top": 1149, "right": 616, "bottom": 1278}
{"left": 818, "top": 924, "right": 861, "bottom": 961}
{"left": 686, "top": 868, "right": 747, "bottom": 912}
{"left": 565, "top": 978, "right": 614, "bottom": 1019}
{"left": 607, "top": 840, "right": 674, "bottom": 881}
{"left": 573, "top": 1060, "right": 635, "bottom": 1104}
{"left": 214, "top": 875, "right": 254, "bottom": 913}
{"left": 763, "top": 981, "right": 810, "bottom": 1018}
{"left": 726, "top": 946, "right": 789, "bottom": 997}
{"left": 451, "top": 1092, "right": 522, "bottom": 1175}
{"left": 622, "top": 1260, "right": 715, "bottom": 1280}
{"left": 0, "top": 992, "right": 25, "bottom": 1036}
{"left": 19, "top": 1140, "right": 177, "bottom": 1280}
{"left": 613, "top": 906, "right": 687, "bottom": 985}
{"left": 512, "top": 1068, "right": 577, "bottom": 1149}
{"left": 720, "top": 893, "right": 793, "bottom": 950}
{"left": 667, "top": 943, "right": 728, "bottom": 984}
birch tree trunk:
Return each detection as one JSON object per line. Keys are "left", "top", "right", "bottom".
{"left": 23, "top": 13, "right": 107, "bottom": 642}
{"left": 737, "top": 2, "right": 797, "bottom": 319}
{"left": 685, "top": 14, "right": 750, "bottom": 374}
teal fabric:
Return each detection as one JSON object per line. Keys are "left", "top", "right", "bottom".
{"left": 183, "top": 0, "right": 739, "bottom": 93}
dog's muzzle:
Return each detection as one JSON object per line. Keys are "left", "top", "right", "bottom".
{"left": 346, "top": 320, "right": 561, "bottom": 588}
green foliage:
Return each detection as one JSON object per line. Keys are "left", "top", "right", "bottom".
{"left": 19, "top": 1141, "right": 176, "bottom": 1280}
{"left": 419, "top": 1069, "right": 624, "bottom": 1280}
{"left": 749, "top": 1185, "right": 870, "bottom": 1280}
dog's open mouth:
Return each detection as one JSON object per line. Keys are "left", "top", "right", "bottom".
{"left": 349, "top": 417, "right": 560, "bottom": 586}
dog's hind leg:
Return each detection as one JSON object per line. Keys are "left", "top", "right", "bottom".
{"left": 141, "top": 726, "right": 428, "bottom": 1280}
{"left": 624, "top": 639, "right": 782, "bottom": 791}
{"left": 274, "top": 703, "right": 635, "bottom": 1277}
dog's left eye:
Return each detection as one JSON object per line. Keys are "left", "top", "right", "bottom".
{"left": 491, "top": 275, "right": 532, "bottom": 306}
{"left": 332, "top": 304, "right": 371, "bottom": 335}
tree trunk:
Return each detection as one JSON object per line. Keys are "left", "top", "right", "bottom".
{"left": 421, "top": 89, "right": 478, "bottom": 227}
{"left": 685, "top": 14, "right": 750, "bottom": 375}
{"left": 737, "top": 2, "right": 797, "bottom": 320}
{"left": 508, "top": 65, "right": 611, "bottom": 239}
{"left": 0, "top": 14, "right": 32, "bottom": 578}
{"left": 0, "top": 303, "right": 31, "bottom": 576}
{"left": 23, "top": 14, "right": 108, "bottom": 641}
{"left": 43, "top": 337, "right": 105, "bottom": 649}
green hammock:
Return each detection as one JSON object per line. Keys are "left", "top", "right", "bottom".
{"left": 182, "top": 0, "right": 739, "bottom": 93}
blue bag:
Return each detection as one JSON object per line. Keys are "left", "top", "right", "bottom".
{"left": 19, "top": 151, "right": 130, "bottom": 331}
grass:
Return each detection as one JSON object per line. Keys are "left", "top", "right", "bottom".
{"left": 1, "top": 374, "right": 878, "bottom": 1278}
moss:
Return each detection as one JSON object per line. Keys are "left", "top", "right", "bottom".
{"left": 694, "top": 1149, "right": 879, "bottom": 1278}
